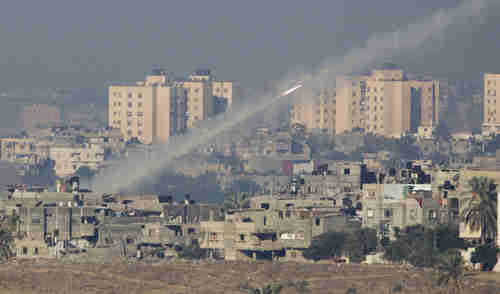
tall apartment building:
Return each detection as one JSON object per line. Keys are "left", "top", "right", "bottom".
{"left": 482, "top": 73, "right": 500, "bottom": 136}
{"left": 291, "top": 67, "right": 443, "bottom": 138}
{"left": 174, "top": 70, "right": 215, "bottom": 129}
{"left": 108, "top": 69, "right": 187, "bottom": 144}
{"left": 23, "top": 104, "right": 61, "bottom": 130}
{"left": 212, "top": 80, "right": 240, "bottom": 113}
{"left": 290, "top": 86, "right": 336, "bottom": 135}
{"left": 185, "top": 69, "right": 241, "bottom": 115}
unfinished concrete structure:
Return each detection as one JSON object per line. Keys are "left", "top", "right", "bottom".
{"left": 138, "top": 203, "right": 225, "bottom": 255}
{"left": 16, "top": 205, "right": 97, "bottom": 258}
{"left": 199, "top": 194, "right": 359, "bottom": 261}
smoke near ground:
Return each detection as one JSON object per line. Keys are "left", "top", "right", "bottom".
{"left": 93, "top": 0, "right": 496, "bottom": 194}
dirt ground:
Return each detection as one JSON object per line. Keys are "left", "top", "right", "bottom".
{"left": 0, "top": 259, "right": 499, "bottom": 294}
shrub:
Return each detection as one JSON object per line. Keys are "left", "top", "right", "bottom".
{"left": 471, "top": 243, "right": 499, "bottom": 271}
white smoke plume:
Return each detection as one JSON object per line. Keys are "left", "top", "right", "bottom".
{"left": 94, "top": 0, "right": 495, "bottom": 193}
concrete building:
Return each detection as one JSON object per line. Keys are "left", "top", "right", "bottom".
{"left": 290, "top": 67, "right": 443, "bottom": 137}
{"left": 290, "top": 87, "right": 336, "bottom": 135}
{"left": 212, "top": 80, "right": 240, "bottom": 113}
{"left": 0, "top": 138, "right": 50, "bottom": 163}
{"left": 16, "top": 206, "right": 97, "bottom": 258}
{"left": 174, "top": 70, "right": 215, "bottom": 129}
{"left": 199, "top": 194, "right": 359, "bottom": 261}
{"left": 482, "top": 73, "right": 500, "bottom": 136}
{"left": 361, "top": 184, "right": 442, "bottom": 238}
{"left": 22, "top": 104, "right": 61, "bottom": 130}
{"left": 108, "top": 68, "right": 187, "bottom": 144}
{"left": 49, "top": 145, "right": 105, "bottom": 177}
{"left": 185, "top": 69, "right": 240, "bottom": 116}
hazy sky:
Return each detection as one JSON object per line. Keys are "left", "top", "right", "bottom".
{"left": 0, "top": 0, "right": 499, "bottom": 90}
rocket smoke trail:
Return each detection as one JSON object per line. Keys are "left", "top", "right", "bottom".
{"left": 94, "top": 0, "right": 495, "bottom": 193}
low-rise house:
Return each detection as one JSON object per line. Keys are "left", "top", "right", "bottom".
{"left": 16, "top": 205, "right": 98, "bottom": 258}
{"left": 138, "top": 203, "right": 225, "bottom": 250}
{"left": 200, "top": 194, "right": 359, "bottom": 261}
{"left": 361, "top": 184, "right": 443, "bottom": 238}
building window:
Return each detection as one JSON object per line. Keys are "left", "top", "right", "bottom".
{"left": 239, "top": 234, "right": 245, "bottom": 241}
{"left": 137, "top": 112, "right": 143, "bottom": 117}
{"left": 138, "top": 93, "right": 142, "bottom": 99}
{"left": 22, "top": 247, "right": 27, "bottom": 255}
{"left": 138, "top": 130, "right": 142, "bottom": 136}
{"left": 34, "top": 248, "right": 39, "bottom": 255}
{"left": 138, "top": 102, "right": 143, "bottom": 107}
{"left": 315, "top": 218, "right": 320, "bottom": 226}
{"left": 128, "top": 93, "right": 132, "bottom": 98}
{"left": 194, "top": 88, "right": 199, "bottom": 93}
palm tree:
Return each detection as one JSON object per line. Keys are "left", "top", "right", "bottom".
{"left": 460, "top": 177, "right": 497, "bottom": 244}
{"left": 436, "top": 250, "right": 465, "bottom": 294}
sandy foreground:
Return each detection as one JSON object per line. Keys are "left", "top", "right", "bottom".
{"left": 0, "top": 259, "right": 498, "bottom": 294}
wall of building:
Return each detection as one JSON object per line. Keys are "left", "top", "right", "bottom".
{"left": 23, "top": 104, "right": 61, "bottom": 130}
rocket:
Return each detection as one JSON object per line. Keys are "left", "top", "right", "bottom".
{"left": 280, "top": 83, "right": 303, "bottom": 96}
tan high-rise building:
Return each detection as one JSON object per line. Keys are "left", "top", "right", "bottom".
{"left": 290, "top": 67, "right": 442, "bottom": 138}
{"left": 212, "top": 80, "right": 240, "bottom": 113}
{"left": 482, "top": 73, "right": 500, "bottom": 136}
{"left": 185, "top": 69, "right": 240, "bottom": 114}
{"left": 290, "top": 86, "right": 337, "bottom": 135}
{"left": 108, "top": 69, "right": 187, "bottom": 144}
{"left": 175, "top": 78, "right": 214, "bottom": 129}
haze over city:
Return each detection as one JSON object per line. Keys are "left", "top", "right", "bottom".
{"left": 0, "top": 1, "right": 499, "bottom": 90}
{"left": 1, "top": 1, "right": 500, "bottom": 293}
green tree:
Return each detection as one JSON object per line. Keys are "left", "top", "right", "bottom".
{"left": 384, "top": 225, "right": 439, "bottom": 267}
{"left": 178, "top": 240, "right": 206, "bottom": 260}
{"left": 303, "top": 232, "right": 347, "bottom": 261}
{"left": 435, "top": 249, "right": 465, "bottom": 294}
{"left": 460, "top": 177, "right": 498, "bottom": 244}
{"left": 344, "top": 228, "right": 377, "bottom": 262}
{"left": 0, "top": 228, "right": 13, "bottom": 261}
{"left": 471, "top": 243, "right": 499, "bottom": 271}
